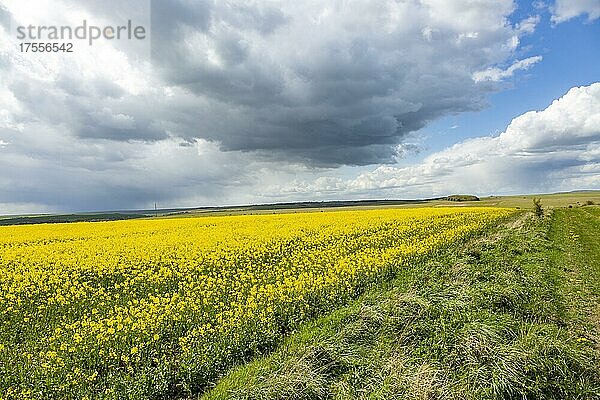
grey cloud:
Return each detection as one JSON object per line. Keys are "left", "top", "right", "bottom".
{"left": 56, "top": 75, "right": 125, "bottom": 99}
{"left": 151, "top": 0, "right": 212, "bottom": 35}
{"left": 213, "top": 29, "right": 249, "bottom": 66}
{"left": 0, "top": 4, "right": 10, "bottom": 31}
{"left": 140, "top": 0, "right": 530, "bottom": 165}
{"left": 227, "top": 4, "right": 287, "bottom": 35}
{"left": 149, "top": 0, "right": 213, "bottom": 64}
{"left": 0, "top": 134, "right": 253, "bottom": 212}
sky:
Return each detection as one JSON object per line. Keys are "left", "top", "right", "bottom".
{"left": 0, "top": 0, "right": 599, "bottom": 214}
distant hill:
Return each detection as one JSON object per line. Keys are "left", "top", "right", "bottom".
{"left": 442, "top": 195, "right": 480, "bottom": 202}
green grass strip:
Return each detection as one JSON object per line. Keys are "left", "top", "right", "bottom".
{"left": 203, "top": 210, "right": 600, "bottom": 400}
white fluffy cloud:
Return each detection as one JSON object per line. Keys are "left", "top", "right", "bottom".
{"left": 281, "top": 82, "right": 600, "bottom": 197}
{"left": 472, "top": 56, "right": 543, "bottom": 82}
{"left": 552, "top": 0, "right": 600, "bottom": 23}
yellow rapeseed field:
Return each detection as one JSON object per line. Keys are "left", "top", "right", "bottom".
{"left": 0, "top": 207, "right": 513, "bottom": 399}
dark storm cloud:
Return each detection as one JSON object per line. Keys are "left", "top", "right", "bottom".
{"left": 138, "top": 0, "right": 526, "bottom": 165}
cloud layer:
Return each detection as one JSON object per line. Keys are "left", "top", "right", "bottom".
{"left": 0, "top": 1, "right": 598, "bottom": 213}
{"left": 1, "top": 0, "right": 540, "bottom": 166}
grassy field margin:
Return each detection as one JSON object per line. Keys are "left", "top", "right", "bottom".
{"left": 203, "top": 208, "right": 600, "bottom": 399}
